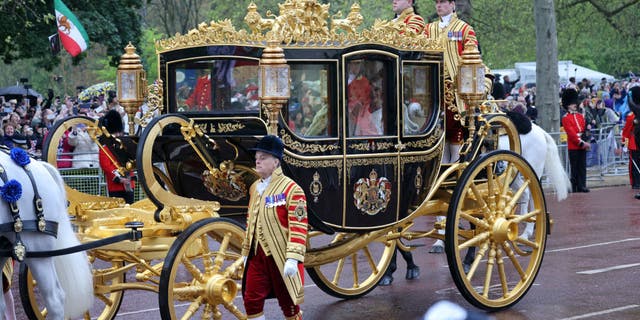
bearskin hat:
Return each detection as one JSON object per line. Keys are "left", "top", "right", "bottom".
{"left": 561, "top": 88, "right": 579, "bottom": 109}
{"left": 100, "top": 109, "right": 123, "bottom": 134}
{"left": 629, "top": 85, "right": 640, "bottom": 106}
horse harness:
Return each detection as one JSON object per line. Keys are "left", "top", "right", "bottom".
{"left": 0, "top": 147, "right": 58, "bottom": 261}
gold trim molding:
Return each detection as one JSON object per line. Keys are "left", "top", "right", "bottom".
{"left": 281, "top": 131, "right": 339, "bottom": 153}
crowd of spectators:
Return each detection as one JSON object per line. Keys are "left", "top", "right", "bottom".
{"left": 0, "top": 90, "right": 130, "bottom": 168}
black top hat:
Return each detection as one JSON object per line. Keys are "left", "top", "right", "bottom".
{"left": 100, "top": 109, "right": 123, "bottom": 134}
{"left": 561, "top": 88, "right": 579, "bottom": 109}
{"left": 251, "top": 135, "right": 284, "bottom": 160}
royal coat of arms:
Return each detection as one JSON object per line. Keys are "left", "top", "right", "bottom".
{"left": 353, "top": 169, "right": 392, "bottom": 215}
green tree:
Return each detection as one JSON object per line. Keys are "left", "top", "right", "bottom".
{"left": 0, "top": 0, "right": 143, "bottom": 70}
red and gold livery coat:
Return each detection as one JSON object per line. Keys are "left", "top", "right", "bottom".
{"left": 424, "top": 13, "right": 493, "bottom": 131}
{"left": 396, "top": 7, "right": 425, "bottom": 35}
{"left": 241, "top": 167, "right": 309, "bottom": 305}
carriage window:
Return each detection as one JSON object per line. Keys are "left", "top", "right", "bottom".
{"left": 173, "top": 59, "right": 259, "bottom": 113}
{"left": 402, "top": 64, "right": 434, "bottom": 135}
{"left": 347, "top": 58, "right": 390, "bottom": 137}
{"left": 287, "top": 64, "right": 332, "bottom": 137}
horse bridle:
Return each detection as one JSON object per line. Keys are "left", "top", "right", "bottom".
{"left": 0, "top": 147, "right": 58, "bottom": 261}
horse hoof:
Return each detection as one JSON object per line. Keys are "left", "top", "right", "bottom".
{"left": 378, "top": 275, "right": 393, "bottom": 286}
{"left": 429, "top": 244, "right": 444, "bottom": 254}
{"left": 405, "top": 266, "right": 420, "bottom": 280}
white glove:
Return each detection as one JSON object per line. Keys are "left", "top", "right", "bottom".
{"left": 623, "top": 146, "right": 629, "bottom": 153}
{"left": 283, "top": 258, "right": 298, "bottom": 277}
{"left": 243, "top": 256, "right": 247, "bottom": 267}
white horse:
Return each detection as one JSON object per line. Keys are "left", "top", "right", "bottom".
{"left": 0, "top": 148, "right": 93, "bottom": 318}
{"left": 499, "top": 122, "right": 571, "bottom": 238}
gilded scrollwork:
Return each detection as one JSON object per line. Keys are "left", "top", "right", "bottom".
{"left": 217, "top": 122, "right": 246, "bottom": 133}
{"left": 349, "top": 141, "right": 395, "bottom": 152}
{"left": 137, "top": 79, "right": 164, "bottom": 130}
{"left": 405, "top": 127, "right": 443, "bottom": 149}
{"left": 155, "top": 0, "right": 442, "bottom": 53}
{"left": 399, "top": 152, "right": 439, "bottom": 177}
{"left": 280, "top": 130, "right": 339, "bottom": 153}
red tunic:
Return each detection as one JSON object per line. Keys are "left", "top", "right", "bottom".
{"left": 622, "top": 113, "right": 637, "bottom": 151}
{"left": 561, "top": 112, "right": 587, "bottom": 150}
{"left": 184, "top": 76, "right": 212, "bottom": 111}
{"left": 99, "top": 146, "right": 135, "bottom": 192}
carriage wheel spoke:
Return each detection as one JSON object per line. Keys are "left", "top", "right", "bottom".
{"left": 351, "top": 253, "right": 359, "bottom": 288}
{"left": 181, "top": 256, "right": 206, "bottom": 283}
{"left": 501, "top": 242, "right": 526, "bottom": 279}
{"left": 461, "top": 211, "right": 490, "bottom": 229}
{"left": 466, "top": 242, "right": 489, "bottom": 280}
{"left": 211, "top": 232, "right": 232, "bottom": 274}
{"left": 199, "top": 234, "right": 215, "bottom": 274}
{"left": 495, "top": 248, "right": 509, "bottom": 297}
{"left": 470, "top": 183, "right": 491, "bottom": 216}
{"left": 223, "top": 299, "right": 248, "bottom": 319}
{"left": 180, "top": 296, "right": 203, "bottom": 320}
{"left": 510, "top": 209, "right": 540, "bottom": 224}
{"left": 482, "top": 246, "right": 497, "bottom": 297}
{"left": 331, "top": 256, "right": 346, "bottom": 285}
{"left": 506, "top": 179, "right": 531, "bottom": 213}
{"left": 363, "top": 246, "right": 379, "bottom": 274}
{"left": 459, "top": 231, "right": 490, "bottom": 250}
{"left": 499, "top": 163, "right": 516, "bottom": 200}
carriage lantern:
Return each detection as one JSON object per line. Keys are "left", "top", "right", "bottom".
{"left": 259, "top": 38, "right": 290, "bottom": 135}
{"left": 457, "top": 43, "right": 486, "bottom": 110}
{"left": 117, "top": 42, "right": 147, "bottom": 135}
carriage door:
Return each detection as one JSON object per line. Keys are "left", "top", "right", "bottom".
{"left": 343, "top": 52, "right": 400, "bottom": 228}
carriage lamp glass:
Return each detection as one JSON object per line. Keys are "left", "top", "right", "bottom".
{"left": 459, "top": 66, "right": 474, "bottom": 94}
{"left": 117, "top": 42, "right": 147, "bottom": 135}
{"left": 260, "top": 64, "right": 290, "bottom": 99}
{"left": 259, "top": 39, "right": 290, "bottom": 101}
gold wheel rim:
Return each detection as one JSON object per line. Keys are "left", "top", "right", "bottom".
{"left": 307, "top": 231, "right": 396, "bottom": 297}
{"left": 164, "top": 219, "right": 245, "bottom": 319}
{"left": 451, "top": 152, "right": 546, "bottom": 308}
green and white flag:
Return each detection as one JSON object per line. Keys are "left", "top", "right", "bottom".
{"left": 54, "top": 0, "right": 89, "bottom": 57}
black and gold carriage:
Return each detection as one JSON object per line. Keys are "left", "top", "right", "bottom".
{"left": 25, "top": 1, "right": 550, "bottom": 319}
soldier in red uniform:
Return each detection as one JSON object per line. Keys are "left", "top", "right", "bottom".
{"left": 241, "top": 135, "right": 308, "bottom": 320}
{"left": 626, "top": 85, "right": 640, "bottom": 199}
{"left": 184, "top": 72, "right": 212, "bottom": 111}
{"left": 561, "top": 88, "right": 591, "bottom": 193}
{"left": 98, "top": 110, "right": 135, "bottom": 203}
{"left": 621, "top": 112, "right": 640, "bottom": 189}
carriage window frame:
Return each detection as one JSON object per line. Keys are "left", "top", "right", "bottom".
{"left": 168, "top": 57, "right": 261, "bottom": 114}
{"left": 344, "top": 53, "right": 397, "bottom": 138}
{"left": 401, "top": 62, "right": 439, "bottom": 136}
{"left": 283, "top": 61, "right": 336, "bottom": 138}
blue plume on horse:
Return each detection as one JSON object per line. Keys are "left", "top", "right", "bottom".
{"left": 0, "top": 179, "right": 22, "bottom": 203}
{"left": 10, "top": 148, "right": 30, "bottom": 167}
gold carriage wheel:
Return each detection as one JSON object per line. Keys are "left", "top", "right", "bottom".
{"left": 42, "top": 116, "right": 100, "bottom": 166}
{"left": 445, "top": 150, "right": 548, "bottom": 311}
{"left": 481, "top": 114, "right": 522, "bottom": 156}
{"left": 159, "top": 217, "right": 246, "bottom": 320}
{"left": 305, "top": 231, "right": 396, "bottom": 299}
{"left": 18, "top": 259, "right": 126, "bottom": 320}
{"left": 137, "top": 114, "right": 193, "bottom": 211}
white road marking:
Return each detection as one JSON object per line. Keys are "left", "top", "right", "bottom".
{"left": 576, "top": 262, "right": 640, "bottom": 275}
{"left": 547, "top": 238, "right": 640, "bottom": 253}
{"left": 557, "top": 304, "right": 639, "bottom": 320}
